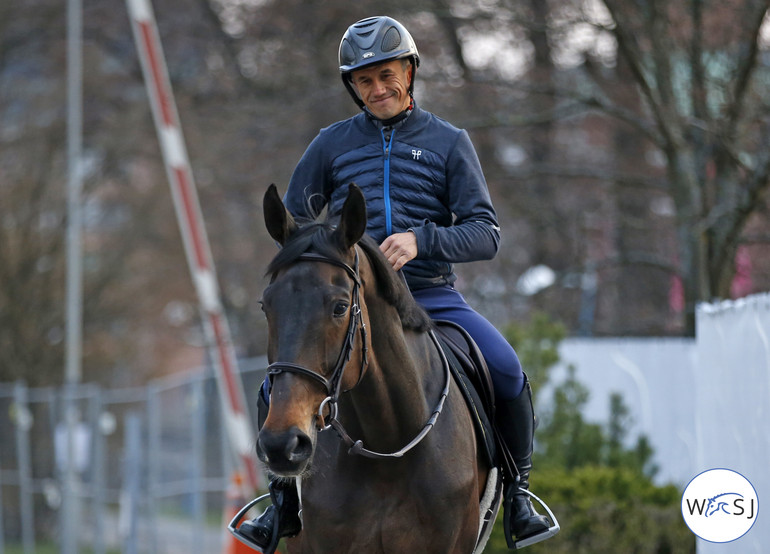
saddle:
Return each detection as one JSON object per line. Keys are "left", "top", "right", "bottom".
{"left": 433, "top": 320, "right": 511, "bottom": 473}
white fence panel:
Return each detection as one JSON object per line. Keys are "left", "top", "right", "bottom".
{"left": 694, "top": 294, "right": 769, "bottom": 554}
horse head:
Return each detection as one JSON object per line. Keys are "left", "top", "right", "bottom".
{"left": 256, "top": 183, "right": 369, "bottom": 477}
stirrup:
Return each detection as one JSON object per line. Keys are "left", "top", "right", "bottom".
{"left": 503, "top": 488, "right": 560, "bottom": 549}
{"left": 228, "top": 493, "right": 278, "bottom": 554}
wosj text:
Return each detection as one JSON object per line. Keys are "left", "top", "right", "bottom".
{"left": 684, "top": 493, "right": 756, "bottom": 519}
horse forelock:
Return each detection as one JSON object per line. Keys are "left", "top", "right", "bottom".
{"left": 265, "top": 222, "right": 431, "bottom": 332}
{"left": 264, "top": 221, "right": 339, "bottom": 278}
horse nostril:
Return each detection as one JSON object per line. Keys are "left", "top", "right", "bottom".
{"left": 283, "top": 434, "right": 299, "bottom": 458}
{"left": 288, "top": 432, "right": 313, "bottom": 463}
{"left": 257, "top": 426, "right": 313, "bottom": 468}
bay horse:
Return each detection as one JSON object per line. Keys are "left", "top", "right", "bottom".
{"left": 243, "top": 183, "right": 497, "bottom": 553}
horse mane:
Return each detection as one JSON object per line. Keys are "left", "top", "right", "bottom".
{"left": 266, "top": 221, "right": 432, "bottom": 332}
{"left": 357, "top": 234, "right": 432, "bottom": 332}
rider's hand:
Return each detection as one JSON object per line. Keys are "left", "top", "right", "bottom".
{"left": 380, "top": 231, "right": 418, "bottom": 271}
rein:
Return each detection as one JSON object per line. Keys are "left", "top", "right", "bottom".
{"left": 266, "top": 249, "right": 451, "bottom": 460}
{"left": 330, "top": 329, "right": 451, "bottom": 459}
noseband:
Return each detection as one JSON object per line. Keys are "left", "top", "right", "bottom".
{"left": 265, "top": 248, "right": 451, "bottom": 460}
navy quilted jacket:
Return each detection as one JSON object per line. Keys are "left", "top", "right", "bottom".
{"left": 284, "top": 104, "right": 501, "bottom": 290}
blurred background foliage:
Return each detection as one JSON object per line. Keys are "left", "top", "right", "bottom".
{"left": 3, "top": 0, "right": 770, "bottom": 387}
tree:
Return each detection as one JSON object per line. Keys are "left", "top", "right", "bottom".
{"left": 432, "top": 0, "right": 770, "bottom": 334}
{"left": 537, "top": 365, "right": 606, "bottom": 468}
{"left": 0, "top": 131, "right": 67, "bottom": 384}
{"left": 599, "top": 0, "right": 770, "bottom": 331}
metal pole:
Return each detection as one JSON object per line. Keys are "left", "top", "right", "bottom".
{"left": 64, "top": 0, "right": 84, "bottom": 550}
{"left": 122, "top": 412, "right": 141, "bottom": 554}
{"left": 0, "top": 440, "right": 4, "bottom": 554}
{"left": 13, "top": 383, "right": 35, "bottom": 554}
{"left": 60, "top": 388, "right": 83, "bottom": 554}
{"left": 147, "top": 386, "right": 160, "bottom": 553}
{"left": 191, "top": 377, "right": 205, "bottom": 554}
{"left": 66, "top": 0, "right": 83, "bottom": 388}
{"left": 89, "top": 386, "right": 106, "bottom": 554}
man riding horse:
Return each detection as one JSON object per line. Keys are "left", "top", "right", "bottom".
{"left": 240, "top": 15, "right": 553, "bottom": 551}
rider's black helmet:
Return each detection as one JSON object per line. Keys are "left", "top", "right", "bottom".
{"left": 338, "top": 16, "right": 420, "bottom": 109}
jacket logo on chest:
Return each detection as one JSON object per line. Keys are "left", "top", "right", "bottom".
{"left": 412, "top": 149, "right": 422, "bottom": 160}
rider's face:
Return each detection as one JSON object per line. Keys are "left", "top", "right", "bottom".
{"left": 350, "top": 59, "right": 413, "bottom": 120}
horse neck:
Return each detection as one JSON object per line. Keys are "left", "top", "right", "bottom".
{"left": 342, "top": 292, "right": 440, "bottom": 452}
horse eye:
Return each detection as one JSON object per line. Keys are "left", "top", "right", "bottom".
{"left": 333, "top": 302, "right": 349, "bottom": 317}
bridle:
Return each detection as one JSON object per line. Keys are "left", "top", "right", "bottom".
{"left": 265, "top": 248, "right": 451, "bottom": 460}
{"left": 266, "top": 251, "right": 368, "bottom": 419}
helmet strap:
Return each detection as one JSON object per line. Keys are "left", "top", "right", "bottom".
{"left": 365, "top": 97, "right": 414, "bottom": 127}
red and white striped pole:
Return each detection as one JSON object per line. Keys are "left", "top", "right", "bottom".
{"left": 126, "top": 0, "right": 261, "bottom": 494}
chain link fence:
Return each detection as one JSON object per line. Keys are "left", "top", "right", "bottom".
{"left": 0, "top": 358, "right": 267, "bottom": 554}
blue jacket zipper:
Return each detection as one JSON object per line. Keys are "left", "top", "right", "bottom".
{"left": 381, "top": 129, "right": 395, "bottom": 235}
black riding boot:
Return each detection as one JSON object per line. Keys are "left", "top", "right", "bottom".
{"left": 496, "top": 376, "right": 551, "bottom": 543}
{"left": 237, "top": 478, "right": 302, "bottom": 553}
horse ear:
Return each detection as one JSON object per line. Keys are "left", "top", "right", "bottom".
{"left": 334, "top": 183, "right": 367, "bottom": 250}
{"left": 264, "top": 184, "right": 297, "bottom": 245}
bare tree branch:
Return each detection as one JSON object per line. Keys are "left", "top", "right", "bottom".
{"left": 725, "top": 3, "right": 769, "bottom": 138}
{"left": 689, "top": 0, "right": 709, "bottom": 124}
{"left": 603, "top": 0, "right": 678, "bottom": 149}
{"left": 431, "top": 0, "right": 469, "bottom": 80}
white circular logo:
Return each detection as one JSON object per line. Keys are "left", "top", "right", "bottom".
{"left": 681, "top": 468, "right": 758, "bottom": 543}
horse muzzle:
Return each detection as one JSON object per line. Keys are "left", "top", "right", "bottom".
{"left": 257, "top": 425, "right": 314, "bottom": 476}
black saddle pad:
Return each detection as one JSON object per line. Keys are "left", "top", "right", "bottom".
{"left": 433, "top": 320, "right": 498, "bottom": 467}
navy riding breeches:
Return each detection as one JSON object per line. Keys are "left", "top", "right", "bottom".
{"left": 411, "top": 285, "right": 525, "bottom": 401}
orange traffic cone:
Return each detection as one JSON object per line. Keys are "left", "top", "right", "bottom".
{"left": 223, "top": 471, "right": 265, "bottom": 554}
